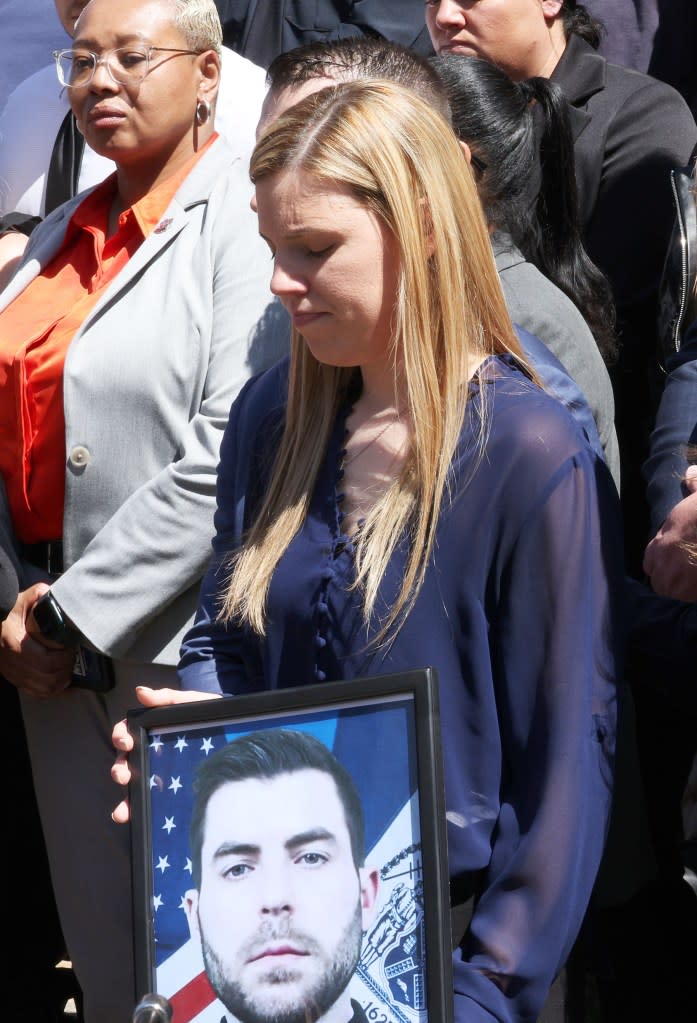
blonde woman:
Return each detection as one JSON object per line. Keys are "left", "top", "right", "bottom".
{"left": 114, "top": 80, "right": 624, "bottom": 1022}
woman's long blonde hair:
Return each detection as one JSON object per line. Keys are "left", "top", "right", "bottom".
{"left": 220, "top": 80, "right": 527, "bottom": 638}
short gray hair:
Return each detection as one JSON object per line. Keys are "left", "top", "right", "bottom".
{"left": 171, "top": 0, "right": 222, "bottom": 56}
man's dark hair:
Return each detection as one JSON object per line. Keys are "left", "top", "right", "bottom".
{"left": 560, "top": 1, "right": 604, "bottom": 49}
{"left": 189, "top": 728, "right": 365, "bottom": 887}
{"left": 265, "top": 36, "right": 451, "bottom": 120}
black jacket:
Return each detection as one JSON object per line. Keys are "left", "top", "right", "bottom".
{"left": 0, "top": 477, "right": 19, "bottom": 618}
{"left": 553, "top": 33, "right": 696, "bottom": 312}
{"left": 552, "top": 33, "right": 697, "bottom": 571}
{"left": 584, "top": 0, "right": 697, "bottom": 118}
{"left": 214, "top": 0, "right": 433, "bottom": 69}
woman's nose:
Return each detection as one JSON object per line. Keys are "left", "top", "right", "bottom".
{"left": 433, "top": 0, "right": 467, "bottom": 30}
{"left": 89, "top": 57, "right": 120, "bottom": 92}
{"left": 269, "top": 259, "right": 306, "bottom": 298}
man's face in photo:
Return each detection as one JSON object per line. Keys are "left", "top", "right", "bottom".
{"left": 186, "top": 767, "right": 379, "bottom": 1023}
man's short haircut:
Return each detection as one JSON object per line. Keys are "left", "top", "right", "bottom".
{"left": 189, "top": 728, "right": 366, "bottom": 887}
{"left": 171, "top": 0, "right": 223, "bottom": 56}
{"left": 265, "top": 37, "right": 451, "bottom": 121}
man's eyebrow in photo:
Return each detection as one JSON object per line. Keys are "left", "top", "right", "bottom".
{"left": 286, "top": 827, "right": 338, "bottom": 852}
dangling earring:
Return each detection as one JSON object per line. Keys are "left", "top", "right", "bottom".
{"left": 195, "top": 99, "right": 211, "bottom": 126}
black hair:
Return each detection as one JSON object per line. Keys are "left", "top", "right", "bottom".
{"left": 560, "top": 0, "right": 604, "bottom": 50}
{"left": 265, "top": 36, "right": 451, "bottom": 120}
{"left": 189, "top": 728, "right": 366, "bottom": 888}
{"left": 433, "top": 55, "right": 617, "bottom": 364}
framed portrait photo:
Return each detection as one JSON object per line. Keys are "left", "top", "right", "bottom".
{"left": 128, "top": 667, "right": 453, "bottom": 1023}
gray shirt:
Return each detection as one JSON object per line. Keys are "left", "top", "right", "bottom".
{"left": 494, "top": 235, "right": 620, "bottom": 490}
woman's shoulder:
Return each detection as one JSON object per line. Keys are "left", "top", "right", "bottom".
{"left": 224, "top": 357, "right": 289, "bottom": 447}
{"left": 498, "top": 253, "right": 592, "bottom": 335}
{"left": 493, "top": 237, "right": 600, "bottom": 354}
{"left": 233, "top": 355, "right": 289, "bottom": 407}
{"left": 452, "top": 357, "right": 617, "bottom": 535}
{"left": 479, "top": 356, "right": 599, "bottom": 470}
{"left": 557, "top": 33, "right": 694, "bottom": 139}
{"left": 589, "top": 49, "right": 696, "bottom": 138}
{"left": 499, "top": 259, "right": 613, "bottom": 395}
{"left": 498, "top": 255, "right": 602, "bottom": 354}
{"left": 175, "top": 135, "right": 247, "bottom": 200}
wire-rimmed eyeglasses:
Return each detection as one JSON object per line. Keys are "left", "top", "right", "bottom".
{"left": 53, "top": 45, "right": 202, "bottom": 88}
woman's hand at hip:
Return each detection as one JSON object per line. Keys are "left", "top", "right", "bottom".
{"left": 0, "top": 583, "right": 74, "bottom": 698}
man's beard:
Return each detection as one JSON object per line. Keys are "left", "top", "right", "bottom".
{"left": 201, "top": 902, "right": 363, "bottom": 1023}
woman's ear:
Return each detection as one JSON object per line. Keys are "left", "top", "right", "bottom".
{"left": 459, "top": 140, "right": 487, "bottom": 177}
{"left": 540, "top": 0, "right": 564, "bottom": 18}
{"left": 197, "top": 50, "right": 221, "bottom": 106}
{"left": 459, "top": 139, "right": 473, "bottom": 166}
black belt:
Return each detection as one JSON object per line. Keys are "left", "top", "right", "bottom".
{"left": 20, "top": 540, "right": 64, "bottom": 575}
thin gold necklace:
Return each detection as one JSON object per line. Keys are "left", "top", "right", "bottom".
{"left": 343, "top": 408, "right": 407, "bottom": 468}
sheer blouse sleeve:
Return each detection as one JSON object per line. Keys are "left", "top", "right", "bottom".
{"left": 453, "top": 400, "right": 624, "bottom": 1022}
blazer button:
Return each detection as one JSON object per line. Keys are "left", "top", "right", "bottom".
{"left": 69, "top": 445, "right": 91, "bottom": 468}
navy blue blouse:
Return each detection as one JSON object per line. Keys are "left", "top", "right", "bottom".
{"left": 179, "top": 354, "right": 624, "bottom": 1023}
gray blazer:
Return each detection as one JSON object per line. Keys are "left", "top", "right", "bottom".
{"left": 0, "top": 136, "right": 288, "bottom": 663}
{"left": 494, "top": 235, "right": 620, "bottom": 490}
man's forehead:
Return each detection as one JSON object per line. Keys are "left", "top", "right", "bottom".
{"left": 212, "top": 767, "right": 341, "bottom": 803}
{"left": 257, "top": 77, "right": 338, "bottom": 137}
{"left": 203, "top": 768, "right": 349, "bottom": 839}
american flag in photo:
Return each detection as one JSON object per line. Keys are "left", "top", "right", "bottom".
{"left": 147, "top": 725, "right": 229, "bottom": 1021}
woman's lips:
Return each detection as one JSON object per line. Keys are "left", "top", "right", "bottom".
{"left": 291, "top": 311, "right": 324, "bottom": 329}
{"left": 87, "top": 107, "right": 126, "bottom": 128}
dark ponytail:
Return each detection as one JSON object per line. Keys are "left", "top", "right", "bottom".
{"left": 432, "top": 55, "right": 617, "bottom": 364}
{"left": 520, "top": 76, "right": 616, "bottom": 362}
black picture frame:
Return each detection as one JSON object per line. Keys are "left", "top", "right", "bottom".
{"left": 128, "top": 667, "right": 452, "bottom": 1023}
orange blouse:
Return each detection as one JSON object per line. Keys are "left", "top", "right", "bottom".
{"left": 0, "top": 135, "right": 217, "bottom": 544}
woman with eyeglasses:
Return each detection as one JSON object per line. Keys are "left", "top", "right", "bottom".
{"left": 0, "top": 0, "right": 286, "bottom": 1020}
{"left": 0, "top": 0, "right": 267, "bottom": 291}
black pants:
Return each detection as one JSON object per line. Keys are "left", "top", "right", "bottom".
{"left": 3, "top": 679, "right": 82, "bottom": 1021}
